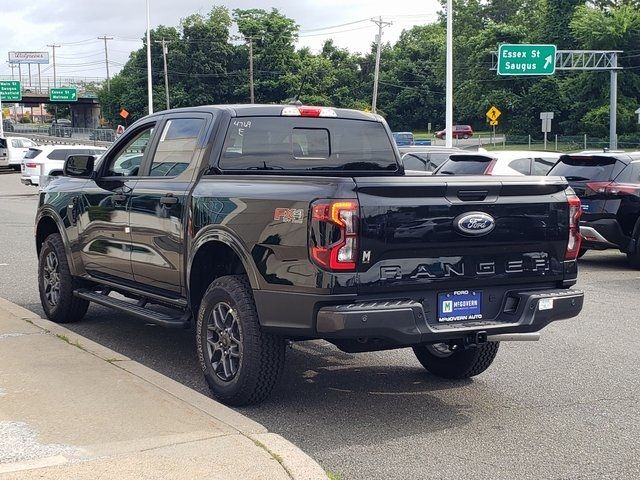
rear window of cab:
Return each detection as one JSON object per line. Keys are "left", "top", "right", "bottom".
{"left": 219, "top": 117, "right": 398, "bottom": 172}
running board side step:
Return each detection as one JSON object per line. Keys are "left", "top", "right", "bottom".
{"left": 74, "top": 289, "right": 190, "bottom": 328}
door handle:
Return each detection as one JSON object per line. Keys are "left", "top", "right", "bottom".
{"left": 112, "top": 194, "right": 127, "bottom": 203}
{"left": 160, "top": 195, "right": 178, "bottom": 206}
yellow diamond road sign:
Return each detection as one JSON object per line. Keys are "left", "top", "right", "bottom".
{"left": 486, "top": 106, "right": 502, "bottom": 121}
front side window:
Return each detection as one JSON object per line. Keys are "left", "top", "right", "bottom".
{"left": 104, "top": 125, "right": 155, "bottom": 177}
{"left": 148, "top": 118, "right": 204, "bottom": 177}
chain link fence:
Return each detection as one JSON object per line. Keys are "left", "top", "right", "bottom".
{"left": 483, "top": 134, "right": 640, "bottom": 152}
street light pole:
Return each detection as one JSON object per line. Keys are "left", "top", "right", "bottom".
{"left": 146, "top": 0, "right": 154, "bottom": 115}
{"left": 445, "top": 0, "right": 454, "bottom": 148}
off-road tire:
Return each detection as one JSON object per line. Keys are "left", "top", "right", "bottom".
{"left": 413, "top": 342, "right": 500, "bottom": 379}
{"left": 196, "top": 275, "right": 285, "bottom": 406}
{"left": 38, "top": 233, "right": 89, "bottom": 323}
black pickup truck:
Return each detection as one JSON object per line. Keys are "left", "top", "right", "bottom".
{"left": 34, "top": 105, "right": 584, "bottom": 405}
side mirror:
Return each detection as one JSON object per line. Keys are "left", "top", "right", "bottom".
{"left": 64, "top": 155, "right": 96, "bottom": 178}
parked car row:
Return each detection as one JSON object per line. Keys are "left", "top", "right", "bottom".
{"left": 399, "top": 145, "right": 640, "bottom": 268}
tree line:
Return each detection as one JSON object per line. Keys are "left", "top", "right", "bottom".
{"left": 98, "top": 1, "right": 640, "bottom": 138}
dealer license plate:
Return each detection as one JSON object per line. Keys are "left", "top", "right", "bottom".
{"left": 438, "top": 290, "right": 483, "bottom": 322}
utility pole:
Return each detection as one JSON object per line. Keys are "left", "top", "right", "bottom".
{"left": 371, "top": 16, "right": 392, "bottom": 114}
{"left": 47, "top": 44, "right": 60, "bottom": 87}
{"left": 98, "top": 36, "right": 113, "bottom": 92}
{"left": 155, "top": 38, "right": 170, "bottom": 109}
{"left": 248, "top": 38, "right": 255, "bottom": 104}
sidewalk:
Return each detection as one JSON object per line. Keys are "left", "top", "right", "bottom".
{"left": 0, "top": 298, "right": 327, "bottom": 480}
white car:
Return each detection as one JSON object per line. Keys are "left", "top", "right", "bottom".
{"left": 8, "top": 137, "right": 39, "bottom": 170}
{"left": 488, "top": 151, "right": 562, "bottom": 176}
{"left": 21, "top": 145, "right": 106, "bottom": 187}
{"left": 435, "top": 150, "right": 562, "bottom": 176}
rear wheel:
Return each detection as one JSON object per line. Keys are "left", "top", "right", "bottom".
{"left": 196, "top": 275, "right": 285, "bottom": 406}
{"left": 462, "top": 134, "right": 470, "bottom": 139}
{"left": 413, "top": 342, "right": 499, "bottom": 379}
{"left": 38, "top": 234, "right": 89, "bottom": 323}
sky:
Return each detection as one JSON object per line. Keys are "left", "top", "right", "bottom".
{"left": 0, "top": 0, "right": 441, "bottom": 82}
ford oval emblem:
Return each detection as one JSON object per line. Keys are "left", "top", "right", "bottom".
{"left": 455, "top": 212, "right": 496, "bottom": 236}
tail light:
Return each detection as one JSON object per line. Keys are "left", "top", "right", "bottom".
{"left": 310, "top": 200, "right": 358, "bottom": 271}
{"left": 484, "top": 159, "right": 498, "bottom": 175}
{"left": 585, "top": 181, "right": 640, "bottom": 196}
{"left": 26, "top": 163, "right": 38, "bottom": 168}
{"left": 565, "top": 188, "right": 582, "bottom": 260}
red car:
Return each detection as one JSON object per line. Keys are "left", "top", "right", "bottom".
{"left": 435, "top": 125, "right": 474, "bottom": 139}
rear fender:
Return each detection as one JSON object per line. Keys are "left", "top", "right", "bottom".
{"left": 189, "top": 226, "right": 261, "bottom": 290}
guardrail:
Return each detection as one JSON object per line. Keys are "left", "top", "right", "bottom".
{"left": 4, "top": 132, "right": 113, "bottom": 148}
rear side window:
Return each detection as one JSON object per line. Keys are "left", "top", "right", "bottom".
{"left": 47, "top": 149, "right": 101, "bottom": 160}
{"left": 614, "top": 163, "right": 640, "bottom": 184}
{"left": 548, "top": 156, "right": 618, "bottom": 181}
{"left": 402, "top": 153, "right": 427, "bottom": 171}
{"left": 24, "top": 148, "right": 42, "bottom": 159}
{"left": 0, "top": 138, "right": 6, "bottom": 149}
{"left": 428, "top": 152, "right": 454, "bottom": 168}
{"left": 509, "top": 158, "right": 531, "bottom": 175}
{"left": 532, "top": 157, "right": 557, "bottom": 175}
{"left": 437, "top": 155, "right": 492, "bottom": 175}
{"left": 219, "top": 117, "right": 398, "bottom": 172}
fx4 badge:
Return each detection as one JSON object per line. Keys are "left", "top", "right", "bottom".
{"left": 274, "top": 208, "right": 304, "bottom": 224}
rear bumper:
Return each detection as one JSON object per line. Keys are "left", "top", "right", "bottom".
{"left": 315, "top": 288, "right": 583, "bottom": 345}
{"left": 256, "top": 287, "right": 583, "bottom": 345}
{"left": 580, "top": 219, "right": 629, "bottom": 251}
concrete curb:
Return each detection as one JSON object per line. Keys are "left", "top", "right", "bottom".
{"left": 0, "top": 297, "right": 328, "bottom": 480}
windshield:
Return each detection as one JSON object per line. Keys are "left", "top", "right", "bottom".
{"left": 219, "top": 117, "right": 399, "bottom": 172}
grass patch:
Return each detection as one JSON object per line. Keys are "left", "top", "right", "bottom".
{"left": 327, "top": 472, "right": 343, "bottom": 480}
{"left": 55, "top": 333, "right": 86, "bottom": 351}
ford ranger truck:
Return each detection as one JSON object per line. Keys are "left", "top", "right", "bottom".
{"left": 34, "top": 105, "right": 584, "bottom": 405}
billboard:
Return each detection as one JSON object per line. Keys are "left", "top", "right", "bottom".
{"left": 8, "top": 51, "right": 50, "bottom": 64}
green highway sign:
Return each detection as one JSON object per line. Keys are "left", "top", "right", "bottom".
{"left": 50, "top": 87, "right": 77, "bottom": 102}
{"left": 0, "top": 81, "right": 22, "bottom": 101}
{"left": 497, "top": 44, "right": 557, "bottom": 76}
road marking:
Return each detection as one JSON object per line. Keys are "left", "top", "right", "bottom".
{"left": 0, "top": 264, "right": 8, "bottom": 266}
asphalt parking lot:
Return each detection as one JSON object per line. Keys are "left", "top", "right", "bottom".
{"left": 0, "top": 170, "right": 638, "bottom": 480}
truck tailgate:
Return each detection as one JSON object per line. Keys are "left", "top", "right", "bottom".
{"left": 355, "top": 176, "right": 570, "bottom": 294}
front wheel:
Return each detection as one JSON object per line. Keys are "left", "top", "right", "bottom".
{"left": 413, "top": 342, "right": 499, "bottom": 379}
{"left": 196, "top": 275, "right": 285, "bottom": 406}
{"left": 38, "top": 234, "right": 89, "bottom": 323}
